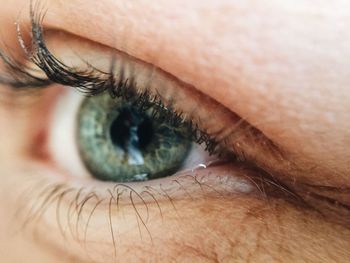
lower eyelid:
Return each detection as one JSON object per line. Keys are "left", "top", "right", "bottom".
{"left": 5, "top": 160, "right": 350, "bottom": 263}
{"left": 22, "top": 161, "right": 258, "bottom": 205}
{"left": 5, "top": 159, "right": 263, "bottom": 260}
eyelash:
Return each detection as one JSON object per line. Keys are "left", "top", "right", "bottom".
{"left": 0, "top": 6, "right": 226, "bottom": 157}
{"left": 0, "top": 4, "right": 306, "bottom": 255}
{"left": 0, "top": 6, "right": 236, "bottom": 245}
{"left": 0, "top": 4, "right": 294, "bottom": 189}
{"left": 0, "top": 8, "right": 246, "bottom": 251}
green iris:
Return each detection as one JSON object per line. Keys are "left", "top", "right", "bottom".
{"left": 77, "top": 92, "right": 191, "bottom": 182}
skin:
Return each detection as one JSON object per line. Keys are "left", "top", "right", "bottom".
{"left": 0, "top": 0, "right": 349, "bottom": 262}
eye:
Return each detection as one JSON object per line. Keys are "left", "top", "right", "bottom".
{"left": 0, "top": 5, "right": 300, "bottom": 255}
{"left": 0, "top": 6, "right": 280, "bottom": 192}
{"left": 49, "top": 87, "right": 219, "bottom": 183}
{"left": 0, "top": 5, "right": 303, "bottom": 261}
{"left": 11, "top": 8, "right": 266, "bottom": 188}
{"left": 1, "top": 3, "right": 287, "bottom": 190}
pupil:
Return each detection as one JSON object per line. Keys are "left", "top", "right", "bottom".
{"left": 110, "top": 108, "right": 153, "bottom": 150}
{"left": 137, "top": 118, "right": 154, "bottom": 148}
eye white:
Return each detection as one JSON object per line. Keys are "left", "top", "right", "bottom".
{"left": 48, "top": 88, "right": 89, "bottom": 178}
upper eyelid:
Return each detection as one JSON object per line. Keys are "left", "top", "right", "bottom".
{"left": 23, "top": 31, "right": 222, "bottom": 155}
{"left": 0, "top": 4, "right": 287, "bottom": 178}
{"left": 0, "top": 7, "right": 238, "bottom": 156}
{"left": 0, "top": 19, "right": 285, "bottom": 168}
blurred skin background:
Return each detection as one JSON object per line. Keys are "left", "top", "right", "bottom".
{"left": 0, "top": 0, "right": 350, "bottom": 262}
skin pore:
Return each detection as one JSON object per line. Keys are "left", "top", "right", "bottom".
{"left": 0, "top": 0, "right": 350, "bottom": 262}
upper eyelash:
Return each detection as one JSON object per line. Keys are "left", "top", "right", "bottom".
{"left": 0, "top": 4, "right": 222, "bottom": 156}
{"left": 0, "top": 48, "right": 51, "bottom": 88}
{"left": 0, "top": 2, "right": 292, "bottom": 170}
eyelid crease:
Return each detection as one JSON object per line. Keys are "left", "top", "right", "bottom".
{"left": 0, "top": 3, "right": 290, "bottom": 177}
{"left": 0, "top": 2, "right": 298, "bottom": 190}
{"left": 1, "top": 5, "right": 242, "bottom": 158}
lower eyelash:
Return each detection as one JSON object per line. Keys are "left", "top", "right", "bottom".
{"left": 15, "top": 170, "right": 258, "bottom": 252}
{"left": 14, "top": 161, "right": 303, "bottom": 250}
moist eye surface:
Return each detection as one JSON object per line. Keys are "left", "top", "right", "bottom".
{"left": 77, "top": 91, "right": 192, "bottom": 182}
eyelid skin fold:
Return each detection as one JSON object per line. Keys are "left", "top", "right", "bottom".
{"left": 0, "top": 0, "right": 349, "bottom": 237}
{"left": 0, "top": 5, "right": 285, "bottom": 176}
{"left": 29, "top": 0, "right": 350, "bottom": 196}
{"left": 0, "top": 3, "right": 350, "bottom": 263}
{"left": 0, "top": 4, "right": 299, "bottom": 202}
